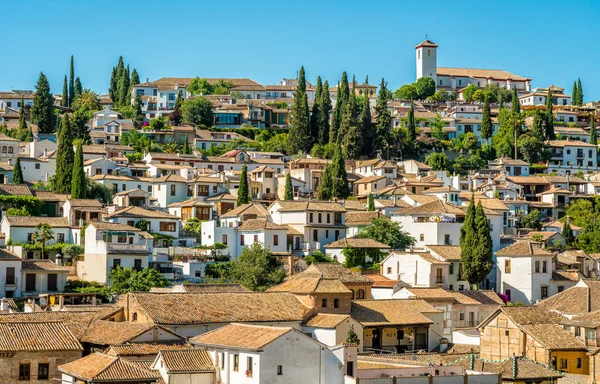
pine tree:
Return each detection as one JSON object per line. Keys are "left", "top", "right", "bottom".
{"left": 74, "top": 77, "right": 83, "bottom": 100}
{"left": 481, "top": 94, "right": 492, "bottom": 143}
{"left": 284, "top": 173, "right": 294, "bottom": 200}
{"left": 18, "top": 97, "right": 27, "bottom": 130}
{"left": 287, "top": 66, "right": 310, "bottom": 154}
{"left": 331, "top": 144, "right": 350, "bottom": 199}
{"left": 563, "top": 220, "right": 575, "bottom": 245}
{"left": 61, "top": 75, "right": 69, "bottom": 107}
{"left": 309, "top": 76, "right": 322, "bottom": 144}
{"left": 130, "top": 69, "right": 140, "bottom": 87}
{"left": 68, "top": 55, "right": 75, "bottom": 106}
{"left": 53, "top": 115, "right": 75, "bottom": 194}
{"left": 317, "top": 164, "right": 334, "bottom": 200}
{"left": 360, "top": 89, "right": 373, "bottom": 157}
{"left": 317, "top": 81, "right": 331, "bottom": 145}
{"left": 341, "top": 79, "right": 361, "bottom": 159}
{"left": 367, "top": 193, "right": 375, "bottom": 211}
{"left": 408, "top": 101, "right": 416, "bottom": 143}
{"left": 237, "top": 165, "right": 250, "bottom": 205}
{"left": 545, "top": 88, "right": 556, "bottom": 140}
{"left": 511, "top": 88, "right": 520, "bottom": 115}
{"left": 590, "top": 113, "right": 597, "bottom": 145}
{"left": 31, "top": 72, "right": 56, "bottom": 134}
{"left": 572, "top": 81, "right": 579, "bottom": 106}
{"left": 12, "top": 158, "right": 23, "bottom": 184}
{"left": 577, "top": 78, "right": 583, "bottom": 106}
{"left": 374, "top": 78, "right": 392, "bottom": 158}
{"left": 532, "top": 108, "right": 545, "bottom": 140}
{"left": 71, "top": 141, "right": 86, "bottom": 199}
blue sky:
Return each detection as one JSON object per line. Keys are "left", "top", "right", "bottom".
{"left": 3, "top": 0, "right": 600, "bottom": 99}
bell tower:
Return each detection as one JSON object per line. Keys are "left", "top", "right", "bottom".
{"left": 415, "top": 37, "right": 438, "bottom": 85}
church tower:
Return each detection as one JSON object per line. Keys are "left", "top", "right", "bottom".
{"left": 415, "top": 38, "right": 438, "bottom": 85}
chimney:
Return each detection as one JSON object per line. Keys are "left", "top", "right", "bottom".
{"left": 0, "top": 298, "right": 8, "bottom": 312}
{"left": 439, "top": 337, "right": 449, "bottom": 353}
{"left": 55, "top": 253, "right": 63, "bottom": 266}
{"left": 24, "top": 299, "right": 35, "bottom": 313}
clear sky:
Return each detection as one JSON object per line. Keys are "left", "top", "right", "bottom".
{"left": 3, "top": 0, "right": 600, "bottom": 99}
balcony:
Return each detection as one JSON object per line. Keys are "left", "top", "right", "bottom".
{"left": 300, "top": 242, "right": 321, "bottom": 251}
{"left": 107, "top": 243, "right": 149, "bottom": 253}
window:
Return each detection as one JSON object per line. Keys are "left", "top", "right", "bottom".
{"left": 575, "top": 327, "right": 581, "bottom": 337}
{"left": 6, "top": 267, "right": 15, "bottom": 285}
{"left": 56, "top": 233, "right": 65, "bottom": 243}
{"left": 134, "top": 259, "right": 142, "bottom": 271}
{"left": 460, "top": 313, "right": 465, "bottom": 321}
{"left": 444, "top": 234, "right": 451, "bottom": 245}
{"left": 113, "top": 259, "right": 121, "bottom": 269}
{"left": 148, "top": 186, "right": 152, "bottom": 193}
{"left": 277, "top": 365, "right": 283, "bottom": 375}
{"left": 160, "top": 222, "right": 176, "bottom": 232}
{"left": 47, "top": 273, "right": 57, "bottom": 291}
{"left": 346, "top": 361, "right": 354, "bottom": 377}
{"left": 233, "top": 354, "right": 239, "bottom": 371}
{"left": 505, "top": 330, "right": 509, "bottom": 336}
{"left": 357, "top": 289, "right": 365, "bottom": 299}
{"left": 117, "top": 235, "right": 127, "bottom": 243}
{"left": 334, "top": 299, "right": 339, "bottom": 308}
{"left": 240, "top": 235, "right": 245, "bottom": 246}
{"left": 318, "top": 213, "right": 322, "bottom": 223}
{"left": 449, "top": 263, "right": 454, "bottom": 275}
{"left": 560, "top": 358, "right": 568, "bottom": 369}
{"left": 535, "top": 260, "right": 540, "bottom": 273}
{"left": 505, "top": 259, "right": 511, "bottom": 274}
{"left": 25, "top": 273, "right": 36, "bottom": 292}
{"left": 558, "top": 286, "right": 565, "bottom": 293}
{"left": 322, "top": 298, "right": 327, "bottom": 307}
{"left": 577, "top": 358, "right": 582, "bottom": 369}
{"left": 387, "top": 267, "right": 392, "bottom": 274}
{"left": 170, "top": 184, "right": 176, "bottom": 196}
{"left": 309, "top": 212, "right": 313, "bottom": 223}
{"left": 505, "top": 289, "right": 511, "bottom": 301}
{"left": 273, "top": 234, "right": 279, "bottom": 246}
{"left": 38, "top": 363, "right": 49, "bottom": 380}
{"left": 542, "top": 260, "right": 547, "bottom": 273}
{"left": 313, "top": 229, "right": 318, "bottom": 242}
{"left": 253, "top": 235, "right": 258, "bottom": 243}
{"left": 420, "top": 234, "right": 424, "bottom": 241}
{"left": 327, "top": 214, "right": 331, "bottom": 223}
{"left": 35, "top": 163, "right": 40, "bottom": 169}
{"left": 325, "top": 230, "right": 329, "bottom": 238}
{"left": 247, "top": 356, "right": 253, "bottom": 376}
{"left": 19, "top": 363, "right": 30, "bottom": 380}
{"left": 220, "top": 352, "right": 225, "bottom": 369}
{"left": 541, "top": 286, "right": 548, "bottom": 299}
{"left": 222, "top": 234, "right": 228, "bottom": 245}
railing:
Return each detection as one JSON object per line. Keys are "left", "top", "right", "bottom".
{"left": 436, "top": 277, "right": 445, "bottom": 284}
{"left": 107, "top": 243, "right": 149, "bottom": 252}
{"left": 300, "top": 242, "right": 321, "bottom": 251}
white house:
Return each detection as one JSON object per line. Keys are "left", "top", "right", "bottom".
{"left": 380, "top": 250, "right": 450, "bottom": 289}
{"left": 546, "top": 140, "right": 598, "bottom": 175}
{"left": 1, "top": 216, "right": 73, "bottom": 258}
{"left": 107, "top": 206, "right": 180, "bottom": 245}
{"left": 518, "top": 86, "right": 571, "bottom": 107}
{"left": 21, "top": 260, "right": 69, "bottom": 297}
{"left": 0, "top": 248, "right": 21, "bottom": 298}
{"left": 151, "top": 349, "right": 215, "bottom": 384}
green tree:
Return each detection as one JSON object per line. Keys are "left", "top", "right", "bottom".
{"left": 407, "top": 101, "right": 416, "bottom": 143}
{"left": 284, "top": 173, "right": 294, "bottom": 200}
{"left": 566, "top": 199, "right": 596, "bottom": 228}
{"left": 74, "top": 77, "right": 83, "bottom": 100}
{"left": 430, "top": 89, "right": 449, "bottom": 102}
{"left": 577, "top": 78, "right": 583, "bottom": 105}
{"left": 61, "top": 75, "right": 69, "bottom": 107}
{"left": 149, "top": 116, "right": 168, "bottom": 131}
{"left": 367, "top": 193, "right": 375, "bottom": 211}
{"left": 69, "top": 55, "right": 75, "bottom": 106}
{"left": 430, "top": 114, "right": 446, "bottom": 140}
{"left": 110, "top": 266, "right": 170, "bottom": 292}
{"left": 563, "top": 220, "right": 575, "bottom": 245}
{"left": 394, "top": 84, "right": 417, "bottom": 100}
{"left": 374, "top": 78, "right": 392, "bottom": 156}
{"left": 511, "top": 88, "right": 520, "bottom": 115}
{"left": 33, "top": 223, "right": 54, "bottom": 259}
{"left": 317, "top": 163, "right": 334, "bottom": 200}
{"left": 86, "top": 177, "right": 113, "bottom": 204}
{"left": 309, "top": 76, "right": 323, "bottom": 145}
{"left": 187, "top": 77, "right": 214, "bottom": 95}
{"left": 330, "top": 72, "right": 350, "bottom": 144}
{"left": 130, "top": 69, "right": 140, "bottom": 87}
{"left": 237, "top": 165, "right": 250, "bottom": 205}
{"left": 359, "top": 89, "right": 373, "bottom": 156}
{"left": 425, "top": 152, "right": 449, "bottom": 170}
{"left": 590, "top": 114, "right": 597, "bottom": 145}
{"left": 227, "top": 243, "right": 286, "bottom": 291}
{"left": 71, "top": 142, "right": 86, "bottom": 199}
{"left": 532, "top": 108, "right": 545, "bottom": 140}
{"left": 134, "top": 94, "right": 144, "bottom": 124}
{"left": 572, "top": 81, "right": 579, "bottom": 106}
{"left": 346, "top": 324, "right": 361, "bottom": 345}
{"left": 169, "top": 92, "right": 184, "bottom": 126}
{"left": 415, "top": 77, "right": 436, "bottom": 100}
{"left": 331, "top": 144, "right": 350, "bottom": 199}
{"left": 472, "top": 201, "right": 494, "bottom": 287}
{"left": 520, "top": 209, "right": 542, "bottom": 230}
{"left": 12, "top": 158, "right": 23, "bottom": 184}
{"left": 518, "top": 133, "right": 544, "bottom": 163}
{"left": 493, "top": 108, "right": 517, "bottom": 158}
{"left": 182, "top": 97, "right": 214, "bottom": 127}
{"left": 545, "top": 88, "right": 556, "bottom": 140}
{"left": 481, "top": 95, "right": 493, "bottom": 142}
{"left": 117, "top": 65, "right": 130, "bottom": 107}
{"left": 212, "top": 79, "right": 234, "bottom": 95}
{"left": 31, "top": 72, "right": 56, "bottom": 134}
{"left": 462, "top": 84, "right": 478, "bottom": 102}
{"left": 182, "top": 137, "right": 192, "bottom": 155}
{"left": 53, "top": 115, "right": 75, "bottom": 194}
{"left": 109, "top": 66, "right": 118, "bottom": 104}
{"left": 72, "top": 89, "right": 100, "bottom": 112}
{"left": 317, "top": 80, "right": 332, "bottom": 145}
{"left": 341, "top": 79, "right": 361, "bottom": 159}
{"left": 18, "top": 96, "right": 27, "bottom": 130}
{"left": 287, "top": 66, "right": 310, "bottom": 154}
{"left": 358, "top": 217, "right": 415, "bottom": 249}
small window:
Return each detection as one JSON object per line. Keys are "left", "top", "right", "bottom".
{"left": 247, "top": 356, "right": 253, "bottom": 376}
{"left": 170, "top": 184, "right": 176, "bottom": 196}
{"left": 505, "top": 330, "right": 509, "bottom": 336}
{"left": 387, "top": 267, "right": 392, "bottom": 274}
{"left": 273, "top": 234, "right": 279, "bottom": 246}
{"left": 233, "top": 354, "right": 239, "bottom": 371}
{"left": 35, "top": 163, "right": 40, "bottom": 170}
{"left": 277, "top": 365, "right": 283, "bottom": 375}
{"left": 420, "top": 234, "right": 424, "bottom": 241}
{"left": 222, "top": 234, "right": 228, "bottom": 245}
{"left": 321, "top": 298, "right": 327, "bottom": 308}
{"left": 460, "top": 313, "right": 465, "bottom": 321}
{"left": 38, "top": 363, "right": 49, "bottom": 380}
{"left": 505, "top": 259, "right": 511, "bottom": 274}
{"left": 577, "top": 358, "right": 582, "bottom": 369}
{"left": 240, "top": 235, "right": 245, "bottom": 246}
{"left": 334, "top": 299, "right": 339, "bottom": 308}
{"left": 357, "top": 289, "right": 365, "bottom": 299}
{"left": 19, "top": 363, "right": 30, "bottom": 380}
{"left": 560, "top": 358, "right": 568, "bottom": 369}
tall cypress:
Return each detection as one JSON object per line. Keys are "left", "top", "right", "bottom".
{"left": 367, "top": 193, "right": 375, "bottom": 211}
{"left": 545, "top": 88, "right": 556, "bottom": 140}
{"left": 317, "top": 164, "right": 334, "bottom": 200}
{"left": 68, "top": 55, "right": 75, "bottom": 106}
{"left": 18, "top": 96, "right": 27, "bottom": 130}
{"left": 109, "top": 66, "right": 118, "bottom": 103}
{"left": 408, "top": 101, "right": 416, "bottom": 143}
{"left": 317, "top": 81, "right": 332, "bottom": 145}
{"left": 341, "top": 78, "right": 361, "bottom": 159}
{"left": 74, "top": 77, "right": 83, "bottom": 100}
{"left": 577, "top": 78, "right": 583, "bottom": 106}
{"left": 182, "top": 137, "right": 192, "bottom": 155}
{"left": 532, "top": 108, "right": 545, "bottom": 141}
{"left": 481, "top": 94, "right": 492, "bottom": 143}
{"left": 331, "top": 144, "right": 350, "bottom": 199}
{"left": 284, "top": 173, "right": 294, "bottom": 201}
{"left": 472, "top": 201, "right": 494, "bottom": 288}
{"left": 511, "top": 88, "right": 520, "bottom": 115}
{"left": 374, "top": 78, "right": 392, "bottom": 158}
{"left": 287, "top": 66, "right": 310, "bottom": 154}
{"left": 130, "top": 69, "right": 140, "bottom": 87}
{"left": 31, "top": 72, "right": 56, "bottom": 134}
{"left": 117, "top": 66, "right": 131, "bottom": 107}
{"left": 12, "top": 158, "right": 23, "bottom": 184}
{"left": 563, "top": 220, "right": 575, "bottom": 245}
{"left": 309, "top": 76, "right": 323, "bottom": 144}
{"left": 590, "top": 114, "right": 597, "bottom": 145}
{"left": 53, "top": 115, "right": 75, "bottom": 193}
{"left": 460, "top": 195, "right": 477, "bottom": 288}
{"left": 61, "top": 75, "right": 69, "bottom": 107}
{"left": 237, "top": 165, "right": 250, "bottom": 205}
{"left": 71, "top": 142, "right": 86, "bottom": 199}
{"left": 330, "top": 82, "right": 342, "bottom": 144}
{"left": 572, "top": 81, "right": 579, "bottom": 106}
{"left": 359, "top": 89, "right": 373, "bottom": 156}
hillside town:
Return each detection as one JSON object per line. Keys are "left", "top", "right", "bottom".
{"left": 1, "top": 35, "right": 600, "bottom": 384}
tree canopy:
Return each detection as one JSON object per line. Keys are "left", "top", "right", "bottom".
{"left": 357, "top": 217, "right": 415, "bottom": 249}
{"left": 226, "top": 243, "right": 286, "bottom": 291}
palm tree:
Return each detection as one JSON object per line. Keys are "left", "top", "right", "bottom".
{"left": 163, "top": 142, "right": 180, "bottom": 153}
{"left": 34, "top": 223, "right": 54, "bottom": 259}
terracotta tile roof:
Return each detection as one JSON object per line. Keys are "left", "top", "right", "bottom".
{"left": 544, "top": 220, "right": 583, "bottom": 231}
{"left": 437, "top": 67, "right": 529, "bottom": 81}
{"left": 446, "top": 355, "right": 563, "bottom": 380}
{"left": 0, "top": 322, "right": 82, "bottom": 351}
{"left": 365, "top": 274, "right": 400, "bottom": 288}
{"left": 220, "top": 202, "right": 268, "bottom": 218}
{"left": 551, "top": 271, "right": 582, "bottom": 282}
{"left": 304, "top": 313, "right": 350, "bottom": 328}
{"left": 129, "top": 292, "right": 311, "bottom": 325}
{"left": 451, "top": 290, "right": 504, "bottom": 306}
{"left": 499, "top": 306, "right": 565, "bottom": 325}
{"left": 354, "top": 175, "right": 387, "bottom": 184}
{"left": 158, "top": 348, "right": 215, "bottom": 372}
{"left": 108, "top": 206, "right": 179, "bottom": 220}
{"left": 59, "top": 353, "right": 159, "bottom": 381}
{"left": 422, "top": 186, "right": 461, "bottom": 194}
{"left": 389, "top": 251, "right": 450, "bottom": 265}
{"left": 236, "top": 219, "right": 289, "bottom": 231}
{"left": 0, "top": 184, "right": 32, "bottom": 196}
{"left": 91, "top": 222, "right": 140, "bottom": 232}
{"left": 181, "top": 283, "right": 251, "bottom": 294}
{"left": 5, "top": 216, "right": 70, "bottom": 227}
{"left": 267, "top": 272, "right": 352, "bottom": 295}
{"left": 520, "top": 324, "right": 585, "bottom": 350}
{"left": 274, "top": 200, "right": 346, "bottom": 212}
{"left": 426, "top": 245, "right": 462, "bottom": 261}
{"left": 191, "top": 323, "right": 292, "bottom": 350}
{"left": 306, "top": 263, "right": 374, "bottom": 284}
{"left": 542, "top": 175, "right": 586, "bottom": 184}
{"left": 537, "top": 281, "right": 600, "bottom": 315}
{"left": 68, "top": 198, "right": 103, "bottom": 208}
{"left": 350, "top": 299, "right": 440, "bottom": 327}
{"left": 21, "top": 260, "right": 70, "bottom": 272}
{"left": 324, "top": 237, "right": 391, "bottom": 249}
{"left": 403, "top": 287, "right": 456, "bottom": 300}
{"left": 547, "top": 140, "right": 597, "bottom": 148}
{"left": 0, "top": 248, "right": 20, "bottom": 260}
{"left": 341, "top": 199, "right": 368, "bottom": 211}
{"left": 495, "top": 240, "right": 553, "bottom": 257}
{"left": 360, "top": 352, "right": 461, "bottom": 367}
{"left": 106, "top": 341, "right": 189, "bottom": 357}
{"left": 345, "top": 211, "right": 388, "bottom": 225}
{"left": 393, "top": 200, "right": 465, "bottom": 216}
{"left": 505, "top": 176, "right": 551, "bottom": 185}
{"left": 79, "top": 320, "right": 158, "bottom": 345}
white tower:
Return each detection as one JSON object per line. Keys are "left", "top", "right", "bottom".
{"left": 415, "top": 38, "right": 438, "bottom": 85}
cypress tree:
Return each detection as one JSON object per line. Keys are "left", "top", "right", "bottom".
{"left": 590, "top": 113, "right": 597, "bottom": 145}
{"left": 577, "top": 78, "right": 583, "bottom": 105}
{"left": 341, "top": 79, "right": 361, "bottom": 159}
{"left": 331, "top": 144, "right": 350, "bottom": 199}
{"left": 237, "top": 165, "right": 250, "bottom": 205}
{"left": 71, "top": 141, "right": 86, "bottom": 199}
{"left": 309, "top": 76, "right": 322, "bottom": 144}
{"left": 74, "top": 77, "right": 83, "bottom": 100}
{"left": 563, "top": 220, "right": 575, "bottom": 245}
{"left": 18, "top": 97, "right": 27, "bottom": 130}
{"left": 572, "top": 81, "right": 579, "bottom": 106}
{"left": 330, "top": 82, "right": 342, "bottom": 144}
{"left": 134, "top": 94, "right": 144, "bottom": 124}
{"left": 472, "top": 201, "right": 494, "bottom": 288}
{"left": 360, "top": 89, "right": 373, "bottom": 157}
{"left": 532, "top": 108, "right": 545, "bottom": 141}
{"left": 117, "top": 66, "right": 131, "bottom": 107}
{"left": 460, "top": 196, "right": 477, "bottom": 287}
{"left": 109, "top": 66, "right": 118, "bottom": 103}
{"left": 170, "top": 92, "right": 184, "bottom": 126}
{"left": 287, "top": 66, "right": 310, "bottom": 154}
{"left": 545, "top": 88, "right": 556, "bottom": 140}
{"left": 284, "top": 173, "right": 294, "bottom": 201}
{"left": 367, "top": 193, "right": 375, "bottom": 211}
{"left": 61, "top": 75, "right": 69, "bottom": 107}
{"left": 481, "top": 94, "right": 492, "bottom": 143}
{"left": 317, "top": 164, "right": 334, "bottom": 200}
{"left": 408, "top": 101, "right": 416, "bottom": 143}
{"left": 182, "top": 137, "right": 192, "bottom": 154}
{"left": 12, "top": 158, "right": 23, "bottom": 184}
{"left": 374, "top": 78, "right": 392, "bottom": 158}
{"left": 69, "top": 55, "right": 75, "bottom": 106}
{"left": 31, "top": 72, "right": 56, "bottom": 134}
{"left": 130, "top": 69, "right": 140, "bottom": 87}
{"left": 53, "top": 115, "right": 75, "bottom": 194}
{"left": 317, "top": 81, "right": 331, "bottom": 145}
{"left": 511, "top": 88, "right": 520, "bottom": 115}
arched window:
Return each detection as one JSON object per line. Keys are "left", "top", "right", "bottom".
{"left": 7, "top": 147, "right": 13, "bottom": 154}
{"left": 132, "top": 312, "right": 138, "bottom": 321}
{"left": 321, "top": 298, "right": 327, "bottom": 308}
{"left": 1, "top": 146, "right": 6, "bottom": 154}
{"left": 357, "top": 289, "right": 365, "bottom": 299}
{"left": 350, "top": 290, "right": 355, "bottom": 300}
{"left": 334, "top": 299, "right": 340, "bottom": 309}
